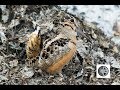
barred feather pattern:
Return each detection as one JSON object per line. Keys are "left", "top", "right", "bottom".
{"left": 26, "top": 12, "right": 78, "bottom": 74}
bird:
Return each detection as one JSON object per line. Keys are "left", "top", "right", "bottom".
{"left": 38, "top": 13, "right": 77, "bottom": 74}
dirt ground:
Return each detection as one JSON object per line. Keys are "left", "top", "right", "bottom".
{"left": 0, "top": 5, "right": 120, "bottom": 85}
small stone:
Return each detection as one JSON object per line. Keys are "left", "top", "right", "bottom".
{"left": 0, "top": 75, "right": 8, "bottom": 82}
{"left": 21, "top": 66, "right": 34, "bottom": 78}
{"left": 112, "top": 46, "right": 119, "bottom": 53}
{"left": 92, "top": 33, "right": 97, "bottom": 39}
{"left": 100, "top": 40, "right": 109, "bottom": 48}
{"left": 9, "top": 59, "right": 18, "bottom": 68}
{"left": 111, "top": 60, "right": 120, "bottom": 69}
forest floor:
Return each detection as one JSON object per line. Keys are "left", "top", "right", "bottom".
{"left": 0, "top": 5, "right": 120, "bottom": 85}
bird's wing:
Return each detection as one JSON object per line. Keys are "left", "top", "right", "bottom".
{"left": 38, "top": 34, "right": 75, "bottom": 72}
{"left": 38, "top": 37, "right": 72, "bottom": 70}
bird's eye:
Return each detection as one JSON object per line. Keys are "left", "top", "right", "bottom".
{"left": 70, "top": 19, "right": 74, "bottom": 22}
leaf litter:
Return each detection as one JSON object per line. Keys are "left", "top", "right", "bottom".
{"left": 0, "top": 5, "right": 119, "bottom": 85}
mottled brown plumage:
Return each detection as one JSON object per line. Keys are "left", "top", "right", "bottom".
{"left": 26, "top": 12, "right": 78, "bottom": 74}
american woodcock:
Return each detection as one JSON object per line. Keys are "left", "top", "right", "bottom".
{"left": 26, "top": 11, "right": 83, "bottom": 74}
